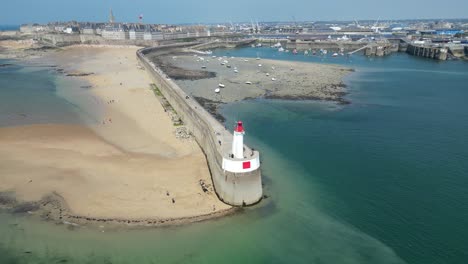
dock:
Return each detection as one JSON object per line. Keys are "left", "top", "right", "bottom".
{"left": 406, "top": 44, "right": 448, "bottom": 60}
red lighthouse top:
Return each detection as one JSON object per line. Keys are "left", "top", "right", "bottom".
{"left": 234, "top": 121, "right": 245, "bottom": 133}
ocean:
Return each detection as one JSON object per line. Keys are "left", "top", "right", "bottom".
{"left": 1, "top": 49, "right": 468, "bottom": 264}
{"left": 0, "top": 25, "right": 19, "bottom": 31}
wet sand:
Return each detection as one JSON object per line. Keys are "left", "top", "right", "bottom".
{"left": 159, "top": 53, "right": 352, "bottom": 104}
{"left": 0, "top": 46, "right": 231, "bottom": 227}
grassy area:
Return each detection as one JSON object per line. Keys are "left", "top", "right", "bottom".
{"left": 150, "top": 83, "right": 162, "bottom": 96}
{"left": 149, "top": 83, "right": 184, "bottom": 126}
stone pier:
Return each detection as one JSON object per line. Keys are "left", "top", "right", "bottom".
{"left": 137, "top": 44, "right": 263, "bottom": 206}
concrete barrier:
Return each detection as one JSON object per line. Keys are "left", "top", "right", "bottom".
{"left": 137, "top": 45, "right": 263, "bottom": 206}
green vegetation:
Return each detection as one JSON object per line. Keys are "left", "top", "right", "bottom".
{"left": 150, "top": 83, "right": 163, "bottom": 96}
{"left": 149, "top": 83, "right": 183, "bottom": 126}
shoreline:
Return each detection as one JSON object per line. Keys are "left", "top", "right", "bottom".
{"left": 0, "top": 46, "right": 233, "bottom": 228}
{"left": 0, "top": 191, "right": 238, "bottom": 230}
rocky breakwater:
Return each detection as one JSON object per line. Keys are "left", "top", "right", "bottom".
{"left": 137, "top": 44, "right": 263, "bottom": 206}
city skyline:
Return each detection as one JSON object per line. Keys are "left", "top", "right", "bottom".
{"left": 1, "top": 0, "right": 468, "bottom": 25}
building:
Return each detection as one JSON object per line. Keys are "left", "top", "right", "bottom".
{"left": 82, "top": 27, "right": 97, "bottom": 35}
{"left": 20, "top": 24, "right": 47, "bottom": 34}
{"left": 101, "top": 24, "right": 129, "bottom": 40}
{"left": 64, "top": 26, "right": 79, "bottom": 34}
{"left": 129, "top": 24, "right": 145, "bottom": 40}
{"left": 144, "top": 31, "right": 164, "bottom": 40}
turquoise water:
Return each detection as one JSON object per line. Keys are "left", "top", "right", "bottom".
{"left": 0, "top": 60, "right": 83, "bottom": 126}
{"left": 1, "top": 50, "right": 468, "bottom": 264}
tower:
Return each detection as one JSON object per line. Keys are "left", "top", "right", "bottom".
{"left": 232, "top": 121, "right": 245, "bottom": 159}
{"left": 109, "top": 8, "right": 115, "bottom": 24}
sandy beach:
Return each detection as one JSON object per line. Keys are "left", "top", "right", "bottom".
{"left": 0, "top": 46, "right": 231, "bottom": 227}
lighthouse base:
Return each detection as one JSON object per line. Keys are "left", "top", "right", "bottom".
{"left": 213, "top": 167, "right": 262, "bottom": 206}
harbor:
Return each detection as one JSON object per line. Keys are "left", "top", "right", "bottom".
{"left": 2, "top": 3, "right": 468, "bottom": 263}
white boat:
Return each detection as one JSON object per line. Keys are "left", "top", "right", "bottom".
{"left": 266, "top": 73, "right": 270, "bottom": 76}
{"left": 245, "top": 81, "right": 252, "bottom": 84}
{"left": 256, "top": 57, "right": 261, "bottom": 60}
{"left": 256, "top": 43, "right": 262, "bottom": 47}
{"left": 332, "top": 53, "right": 338, "bottom": 57}
{"left": 215, "top": 88, "right": 220, "bottom": 93}
{"left": 271, "top": 77, "right": 276, "bottom": 81}
{"left": 258, "top": 64, "right": 262, "bottom": 67}
{"left": 218, "top": 83, "right": 225, "bottom": 88}
{"left": 278, "top": 47, "right": 285, "bottom": 52}
{"left": 234, "top": 69, "right": 239, "bottom": 73}
{"left": 272, "top": 42, "right": 282, "bottom": 48}
{"left": 244, "top": 59, "right": 249, "bottom": 62}
{"left": 212, "top": 55, "right": 216, "bottom": 58}
{"left": 322, "top": 49, "right": 328, "bottom": 55}
{"left": 304, "top": 50, "right": 309, "bottom": 55}
{"left": 271, "top": 66, "right": 275, "bottom": 70}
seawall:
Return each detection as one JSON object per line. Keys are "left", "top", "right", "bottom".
{"left": 406, "top": 44, "right": 448, "bottom": 60}
{"left": 137, "top": 44, "right": 263, "bottom": 206}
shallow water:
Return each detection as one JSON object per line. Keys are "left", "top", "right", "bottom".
{"left": 1, "top": 50, "right": 468, "bottom": 263}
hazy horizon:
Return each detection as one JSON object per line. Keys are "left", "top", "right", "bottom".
{"left": 1, "top": 0, "right": 468, "bottom": 25}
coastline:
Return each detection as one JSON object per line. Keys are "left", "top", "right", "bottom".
{"left": 0, "top": 191, "right": 238, "bottom": 230}
{"left": 0, "top": 42, "right": 352, "bottom": 228}
{"left": 0, "top": 45, "right": 233, "bottom": 228}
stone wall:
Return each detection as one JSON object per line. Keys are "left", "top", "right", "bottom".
{"left": 137, "top": 45, "right": 263, "bottom": 206}
{"left": 38, "top": 34, "right": 160, "bottom": 47}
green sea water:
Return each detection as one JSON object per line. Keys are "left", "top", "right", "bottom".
{"left": 1, "top": 49, "right": 468, "bottom": 264}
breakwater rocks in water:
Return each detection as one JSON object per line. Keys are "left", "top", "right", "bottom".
{"left": 148, "top": 53, "right": 217, "bottom": 80}
{"left": 65, "top": 71, "right": 94, "bottom": 77}
{"left": 193, "top": 96, "right": 226, "bottom": 123}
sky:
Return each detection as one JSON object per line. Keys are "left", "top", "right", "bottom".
{"left": 1, "top": 0, "right": 468, "bottom": 25}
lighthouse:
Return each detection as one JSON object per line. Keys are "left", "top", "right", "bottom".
{"left": 232, "top": 121, "right": 245, "bottom": 159}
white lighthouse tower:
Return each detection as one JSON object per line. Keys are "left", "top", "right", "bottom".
{"left": 232, "top": 121, "right": 245, "bottom": 159}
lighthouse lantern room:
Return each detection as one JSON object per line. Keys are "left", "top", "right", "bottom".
{"left": 232, "top": 121, "right": 245, "bottom": 159}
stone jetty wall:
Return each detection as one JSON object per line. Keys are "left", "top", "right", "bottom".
{"left": 137, "top": 44, "right": 263, "bottom": 206}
